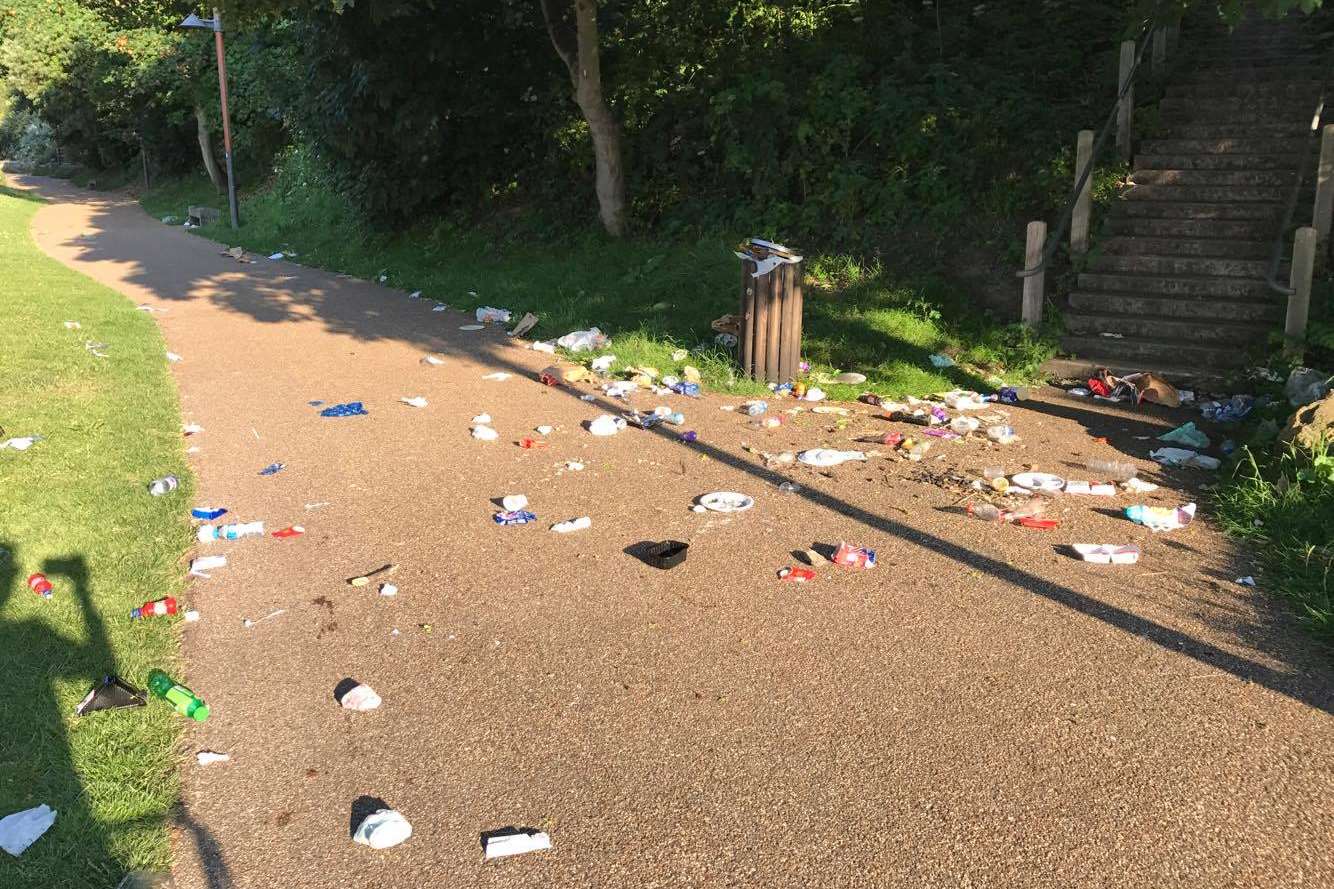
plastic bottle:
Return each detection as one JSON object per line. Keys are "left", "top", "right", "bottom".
{"left": 196, "top": 521, "right": 264, "bottom": 543}
{"left": 949, "top": 416, "right": 980, "bottom": 434}
{"left": 132, "top": 596, "right": 177, "bottom": 619}
{"left": 148, "top": 475, "right": 179, "bottom": 496}
{"left": 987, "top": 386, "right": 1029, "bottom": 404}
{"left": 1009, "top": 499, "right": 1047, "bottom": 520}
{"left": 907, "top": 441, "right": 931, "bottom": 461}
{"left": 664, "top": 412, "right": 685, "bottom": 426}
{"left": 744, "top": 401, "right": 768, "bottom": 416}
{"left": 981, "top": 467, "right": 1009, "bottom": 492}
{"left": 967, "top": 503, "right": 1003, "bottom": 522}
{"left": 27, "top": 572, "right": 53, "bottom": 598}
{"left": 147, "top": 669, "right": 210, "bottom": 721}
{"left": 1086, "top": 458, "right": 1137, "bottom": 482}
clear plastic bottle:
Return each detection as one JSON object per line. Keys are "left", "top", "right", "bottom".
{"left": 967, "top": 502, "right": 1003, "bottom": 521}
{"left": 197, "top": 521, "right": 265, "bottom": 543}
{"left": 1087, "top": 458, "right": 1137, "bottom": 482}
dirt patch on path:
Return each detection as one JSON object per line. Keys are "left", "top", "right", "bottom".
{"left": 20, "top": 176, "right": 1334, "bottom": 888}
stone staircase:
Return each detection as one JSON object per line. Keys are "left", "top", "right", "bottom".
{"left": 1059, "top": 15, "right": 1326, "bottom": 381}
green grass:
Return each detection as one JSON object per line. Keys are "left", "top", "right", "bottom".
{"left": 141, "top": 166, "right": 1055, "bottom": 401}
{"left": 0, "top": 186, "right": 192, "bottom": 887}
{"left": 1215, "top": 438, "right": 1334, "bottom": 648}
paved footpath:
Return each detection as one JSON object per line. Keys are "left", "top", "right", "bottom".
{"left": 20, "top": 175, "right": 1334, "bottom": 888}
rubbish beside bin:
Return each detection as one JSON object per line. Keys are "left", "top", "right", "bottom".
{"left": 736, "top": 238, "right": 803, "bottom": 383}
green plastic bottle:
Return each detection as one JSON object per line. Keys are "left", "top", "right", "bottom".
{"left": 147, "top": 669, "right": 210, "bottom": 721}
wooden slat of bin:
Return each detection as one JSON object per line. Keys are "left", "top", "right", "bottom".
{"left": 764, "top": 267, "right": 782, "bottom": 382}
{"left": 752, "top": 267, "right": 770, "bottom": 380}
{"left": 740, "top": 260, "right": 755, "bottom": 377}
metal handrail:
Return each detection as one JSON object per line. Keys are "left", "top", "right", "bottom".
{"left": 1017, "top": 21, "right": 1162, "bottom": 278}
{"left": 1265, "top": 91, "right": 1326, "bottom": 297}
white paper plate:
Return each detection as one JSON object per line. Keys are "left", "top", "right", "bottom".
{"left": 1010, "top": 471, "right": 1065, "bottom": 492}
{"left": 1072, "top": 544, "right": 1140, "bottom": 565}
{"left": 698, "top": 491, "right": 754, "bottom": 513}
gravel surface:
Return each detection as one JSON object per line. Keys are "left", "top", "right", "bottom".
{"left": 21, "top": 176, "right": 1334, "bottom": 889}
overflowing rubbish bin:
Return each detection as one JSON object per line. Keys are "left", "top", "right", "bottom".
{"left": 736, "top": 238, "right": 803, "bottom": 383}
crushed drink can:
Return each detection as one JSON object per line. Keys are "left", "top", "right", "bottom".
{"left": 148, "top": 475, "right": 179, "bottom": 496}
{"left": 833, "top": 543, "right": 876, "bottom": 570}
{"left": 493, "top": 510, "right": 537, "bottom": 525}
{"left": 27, "top": 572, "right": 53, "bottom": 598}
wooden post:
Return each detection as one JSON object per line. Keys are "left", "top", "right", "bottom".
{"left": 740, "top": 262, "right": 755, "bottom": 377}
{"left": 752, "top": 268, "right": 770, "bottom": 380}
{"left": 1285, "top": 227, "right": 1317, "bottom": 356}
{"left": 788, "top": 264, "right": 803, "bottom": 380}
{"left": 1021, "top": 221, "right": 1047, "bottom": 327}
{"left": 1313, "top": 124, "right": 1334, "bottom": 247}
{"left": 1072, "top": 129, "right": 1094, "bottom": 255}
{"left": 1152, "top": 27, "right": 1167, "bottom": 77}
{"left": 764, "top": 267, "right": 782, "bottom": 382}
{"left": 1117, "top": 40, "right": 1135, "bottom": 162}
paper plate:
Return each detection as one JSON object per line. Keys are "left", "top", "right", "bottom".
{"left": 1010, "top": 471, "right": 1065, "bottom": 492}
{"left": 459, "top": 324, "right": 485, "bottom": 331}
{"left": 699, "top": 491, "right": 754, "bottom": 513}
{"left": 1072, "top": 544, "right": 1140, "bottom": 565}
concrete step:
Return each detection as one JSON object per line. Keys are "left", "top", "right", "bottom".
{"left": 1140, "top": 137, "right": 1308, "bottom": 154}
{"left": 1189, "top": 55, "right": 1325, "bottom": 70}
{"left": 1130, "top": 168, "right": 1298, "bottom": 186}
{"left": 1125, "top": 183, "right": 1289, "bottom": 202}
{"left": 1098, "top": 235, "right": 1271, "bottom": 258}
{"left": 1088, "top": 253, "right": 1273, "bottom": 278}
{"left": 1157, "top": 122, "right": 1312, "bottom": 138}
{"left": 1067, "top": 289, "right": 1282, "bottom": 322}
{"left": 1135, "top": 153, "right": 1307, "bottom": 171}
{"left": 1158, "top": 106, "right": 1319, "bottom": 127}
{"left": 1077, "top": 270, "right": 1277, "bottom": 298}
{"left": 1114, "top": 200, "right": 1279, "bottom": 220}
{"left": 1159, "top": 96, "right": 1313, "bottom": 116}
{"left": 1065, "top": 311, "right": 1276, "bottom": 345}
{"left": 1165, "top": 80, "right": 1325, "bottom": 99}
{"left": 1176, "top": 65, "right": 1326, "bottom": 83}
{"left": 1059, "top": 334, "right": 1253, "bottom": 369}
{"left": 1104, "top": 216, "right": 1278, "bottom": 239}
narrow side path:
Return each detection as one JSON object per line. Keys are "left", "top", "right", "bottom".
{"left": 19, "top": 176, "right": 1334, "bottom": 889}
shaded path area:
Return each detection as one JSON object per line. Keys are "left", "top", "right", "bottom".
{"left": 18, "top": 176, "right": 1334, "bottom": 888}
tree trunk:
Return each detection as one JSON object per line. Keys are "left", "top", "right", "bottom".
{"left": 539, "top": 0, "right": 628, "bottom": 237}
{"left": 195, "top": 105, "right": 224, "bottom": 193}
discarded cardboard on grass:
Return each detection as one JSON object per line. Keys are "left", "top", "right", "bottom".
{"left": 75, "top": 675, "right": 147, "bottom": 716}
{"left": 509, "top": 312, "right": 539, "bottom": 337}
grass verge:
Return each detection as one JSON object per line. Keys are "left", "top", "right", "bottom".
{"left": 0, "top": 185, "right": 193, "bottom": 887}
{"left": 1215, "top": 438, "right": 1334, "bottom": 648}
{"left": 141, "top": 165, "right": 1056, "bottom": 401}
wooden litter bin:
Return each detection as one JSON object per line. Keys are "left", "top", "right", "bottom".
{"left": 738, "top": 239, "right": 803, "bottom": 383}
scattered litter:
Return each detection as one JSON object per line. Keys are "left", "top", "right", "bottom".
{"left": 1, "top": 436, "right": 42, "bottom": 451}
{"left": 472, "top": 413, "right": 492, "bottom": 424}
{"left": 556, "top": 327, "right": 608, "bottom": 352}
{"left": 671, "top": 348, "right": 689, "bottom": 361}
{"left": 509, "top": 312, "right": 539, "bottom": 336}
{"left": 698, "top": 491, "right": 754, "bottom": 513}
{"left": 348, "top": 564, "right": 397, "bottom": 587}
{"left": 779, "top": 565, "right": 816, "bottom": 582}
{"left": 1099, "top": 332, "right": 1124, "bottom": 339}
{"left": 943, "top": 390, "right": 988, "bottom": 411}
{"left": 645, "top": 540, "right": 689, "bottom": 569}
{"left": 183, "top": 423, "right": 204, "bottom": 436}
{"left": 1150, "top": 448, "right": 1220, "bottom": 470}
{"left": 0, "top": 804, "right": 56, "bottom": 856}
{"left": 353, "top": 809, "right": 412, "bottom": 850}
{"left": 166, "top": 352, "right": 183, "bottom": 363}
{"left": 27, "top": 572, "right": 52, "bottom": 598}
{"left": 1285, "top": 366, "right": 1331, "bottom": 407}
{"left": 189, "top": 555, "right": 227, "bottom": 578}
{"left": 147, "top": 669, "right": 209, "bottom": 720}
{"left": 590, "top": 355, "right": 617, "bottom": 373}
{"left": 272, "top": 526, "right": 304, "bottom": 538}
{"left": 1072, "top": 544, "right": 1141, "bottom": 565}
{"left": 1063, "top": 481, "right": 1116, "bottom": 496}
{"left": 929, "top": 354, "right": 955, "bottom": 368}
{"left": 501, "top": 494, "right": 529, "bottom": 511}
{"left": 1200, "top": 395, "right": 1254, "bottom": 423}
{"left": 482, "top": 372, "right": 512, "bottom": 381}
{"left": 680, "top": 430, "right": 698, "bottom": 442}
{"left": 484, "top": 829, "right": 551, "bottom": 859}
{"left": 63, "top": 320, "right": 81, "bottom": 329}
{"left": 399, "top": 396, "right": 428, "bottom": 408}
{"left": 531, "top": 341, "right": 556, "bottom": 353}
{"left": 588, "top": 415, "right": 626, "bottom": 437}
{"left": 84, "top": 340, "right": 109, "bottom": 358}
{"left": 304, "top": 501, "right": 330, "bottom": 510}
{"left": 421, "top": 354, "right": 445, "bottom": 366}
{"left": 339, "top": 682, "right": 382, "bottom": 712}
{"left": 459, "top": 324, "right": 485, "bottom": 331}
{"left": 518, "top": 437, "right": 547, "bottom": 449}
{"left": 1067, "top": 387, "right": 1090, "bottom": 397}
{"left": 472, "top": 425, "right": 499, "bottom": 441}
{"left": 833, "top": 543, "right": 876, "bottom": 569}
{"left": 408, "top": 291, "right": 422, "bottom": 299}
{"left": 242, "top": 609, "right": 286, "bottom": 628}
{"left": 803, "top": 387, "right": 827, "bottom": 402}
{"left": 551, "top": 516, "right": 592, "bottom": 533}
{"left": 476, "top": 306, "right": 512, "bottom": 324}
{"left": 268, "top": 252, "right": 284, "bottom": 261}
{"left": 563, "top": 461, "right": 584, "bottom": 471}
{"left": 75, "top": 676, "right": 146, "bottom": 716}
{"left": 196, "top": 751, "right": 230, "bottom": 766}
{"left": 1236, "top": 575, "right": 1256, "bottom": 586}
{"left": 1122, "top": 477, "right": 1158, "bottom": 493}
{"left": 1125, "top": 502, "right": 1196, "bottom": 532}
{"left": 320, "top": 402, "right": 368, "bottom": 418}
{"left": 494, "top": 510, "right": 537, "bottom": 525}
{"left": 197, "top": 521, "right": 264, "bottom": 543}
{"left": 431, "top": 304, "right": 447, "bottom": 312}
{"left": 833, "top": 372, "right": 867, "bottom": 384}
{"left": 227, "top": 246, "right": 244, "bottom": 259}
{"left": 379, "top": 583, "right": 397, "bottom": 596}
{"left": 811, "top": 405, "right": 850, "bottom": 416}
{"left": 535, "top": 425, "right": 553, "bottom": 436}
{"left": 1158, "top": 422, "right": 1210, "bottom": 449}
{"left": 797, "top": 449, "right": 866, "bottom": 467}
{"left": 1010, "top": 471, "right": 1064, "bottom": 492}
{"left": 949, "top": 416, "right": 980, "bottom": 434}
{"left": 131, "top": 597, "right": 177, "bottom": 620}
{"left": 184, "top": 610, "right": 200, "bottom": 622}
{"left": 147, "top": 475, "right": 179, "bottom": 497}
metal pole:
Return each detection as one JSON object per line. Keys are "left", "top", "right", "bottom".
{"left": 213, "top": 9, "right": 239, "bottom": 229}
